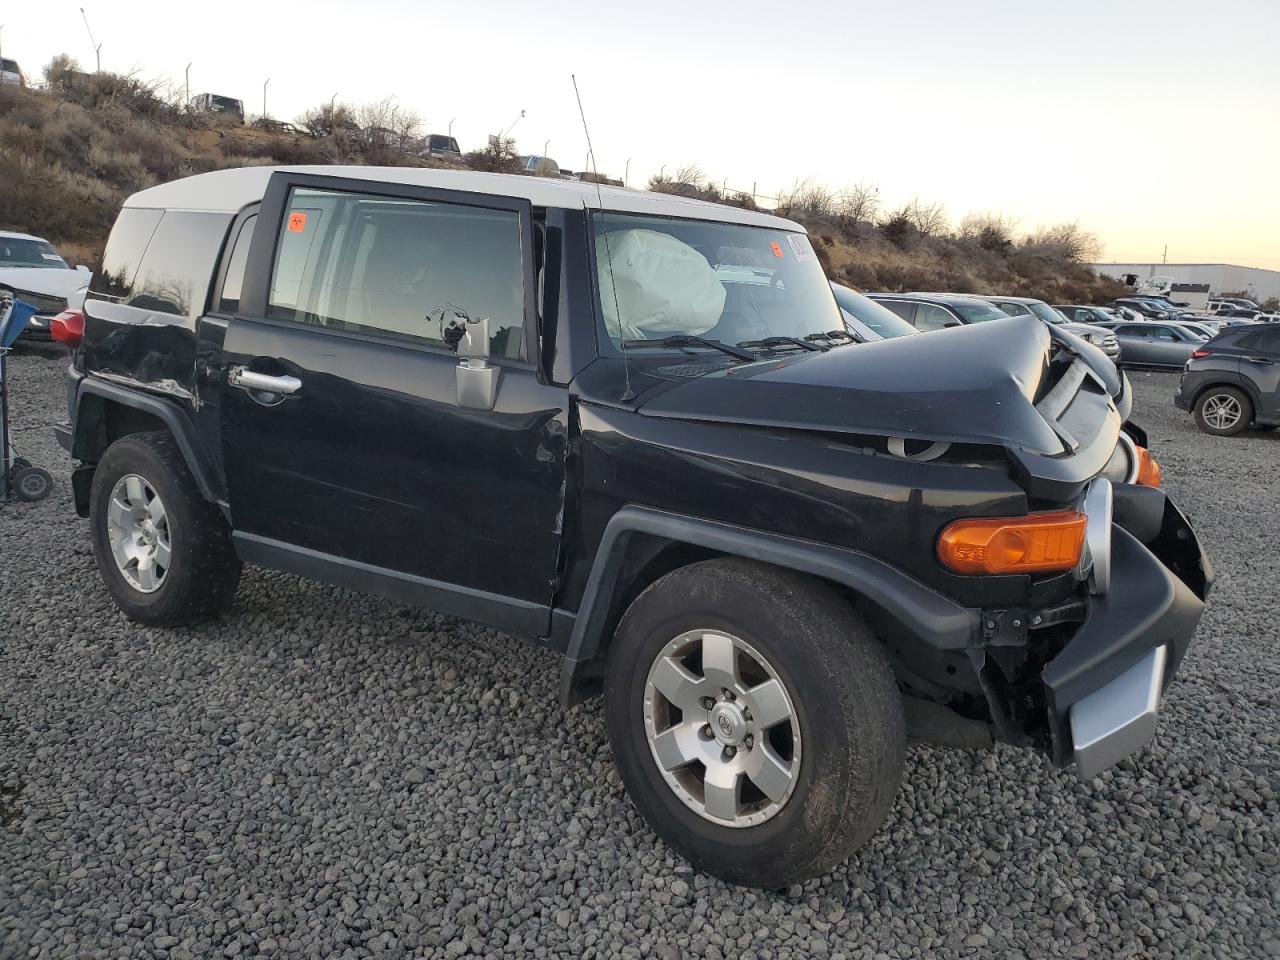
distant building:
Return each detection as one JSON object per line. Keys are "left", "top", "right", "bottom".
{"left": 1091, "top": 262, "right": 1280, "bottom": 303}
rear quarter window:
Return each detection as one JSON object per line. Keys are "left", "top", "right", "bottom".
{"left": 125, "top": 212, "right": 232, "bottom": 318}
{"left": 90, "top": 208, "right": 164, "bottom": 301}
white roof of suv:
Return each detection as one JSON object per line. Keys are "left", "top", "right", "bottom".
{"left": 124, "top": 166, "right": 803, "bottom": 232}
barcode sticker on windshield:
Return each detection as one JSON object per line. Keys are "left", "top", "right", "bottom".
{"left": 787, "top": 234, "right": 816, "bottom": 263}
{"left": 42, "top": 253, "right": 64, "bottom": 261}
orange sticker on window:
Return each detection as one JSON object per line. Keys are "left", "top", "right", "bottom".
{"left": 287, "top": 211, "right": 308, "bottom": 232}
{"left": 770, "top": 241, "right": 784, "bottom": 258}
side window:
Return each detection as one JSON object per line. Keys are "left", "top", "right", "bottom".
{"left": 877, "top": 300, "right": 915, "bottom": 323}
{"left": 218, "top": 215, "right": 257, "bottom": 314}
{"left": 914, "top": 303, "right": 957, "bottom": 332}
{"left": 89, "top": 208, "right": 164, "bottom": 301}
{"left": 125, "top": 211, "right": 232, "bottom": 318}
{"left": 1152, "top": 326, "right": 1176, "bottom": 341}
{"left": 267, "top": 187, "right": 526, "bottom": 359}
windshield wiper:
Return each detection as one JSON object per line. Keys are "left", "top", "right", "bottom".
{"left": 623, "top": 335, "right": 757, "bottom": 362}
{"left": 737, "top": 336, "right": 824, "bottom": 353}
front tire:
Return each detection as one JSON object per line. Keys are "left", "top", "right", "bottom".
{"left": 89, "top": 431, "right": 241, "bottom": 625}
{"left": 605, "top": 558, "right": 905, "bottom": 887}
{"left": 1194, "top": 386, "right": 1251, "bottom": 436}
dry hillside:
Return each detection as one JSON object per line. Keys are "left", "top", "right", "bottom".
{"left": 0, "top": 66, "right": 1126, "bottom": 303}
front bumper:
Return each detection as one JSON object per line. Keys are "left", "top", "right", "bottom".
{"left": 1042, "top": 489, "right": 1210, "bottom": 777}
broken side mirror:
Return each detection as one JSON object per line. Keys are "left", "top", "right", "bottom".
{"left": 455, "top": 316, "right": 500, "bottom": 411}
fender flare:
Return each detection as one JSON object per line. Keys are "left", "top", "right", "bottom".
{"left": 74, "top": 378, "right": 220, "bottom": 504}
{"left": 1188, "top": 374, "right": 1262, "bottom": 415}
{"left": 559, "top": 505, "right": 979, "bottom": 707}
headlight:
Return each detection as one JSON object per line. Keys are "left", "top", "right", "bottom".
{"left": 1099, "top": 432, "right": 1140, "bottom": 484}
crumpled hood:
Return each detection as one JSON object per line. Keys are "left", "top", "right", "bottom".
{"left": 0, "top": 266, "right": 91, "bottom": 302}
{"left": 637, "top": 315, "right": 1119, "bottom": 456}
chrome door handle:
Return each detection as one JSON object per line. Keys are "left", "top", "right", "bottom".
{"left": 1246, "top": 356, "right": 1275, "bottom": 365}
{"left": 227, "top": 366, "right": 302, "bottom": 395}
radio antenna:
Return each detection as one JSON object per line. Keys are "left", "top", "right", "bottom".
{"left": 572, "top": 73, "right": 634, "bottom": 401}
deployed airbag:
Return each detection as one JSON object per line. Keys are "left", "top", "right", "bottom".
{"left": 596, "top": 228, "right": 726, "bottom": 340}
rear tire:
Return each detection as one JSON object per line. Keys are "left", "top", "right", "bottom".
{"left": 1194, "top": 386, "right": 1251, "bottom": 436}
{"left": 604, "top": 558, "right": 905, "bottom": 887}
{"left": 89, "top": 431, "right": 241, "bottom": 625}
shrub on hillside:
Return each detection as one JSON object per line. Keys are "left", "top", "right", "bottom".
{"left": 464, "top": 137, "right": 522, "bottom": 174}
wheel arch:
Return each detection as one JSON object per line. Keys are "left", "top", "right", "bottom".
{"left": 71, "top": 379, "right": 220, "bottom": 516}
{"left": 558, "top": 506, "right": 979, "bottom": 708}
{"left": 1189, "top": 375, "right": 1260, "bottom": 415}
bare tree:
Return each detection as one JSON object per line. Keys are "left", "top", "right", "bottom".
{"left": 835, "top": 181, "right": 880, "bottom": 227}
{"left": 906, "top": 197, "right": 948, "bottom": 238}
{"left": 298, "top": 100, "right": 359, "bottom": 139}
{"left": 1022, "top": 221, "right": 1103, "bottom": 263}
{"left": 778, "top": 178, "right": 838, "bottom": 219}
{"left": 959, "top": 212, "right": 1020, "bottom": 253}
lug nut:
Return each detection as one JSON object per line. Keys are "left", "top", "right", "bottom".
{"left": 724, "top": 690, "right": 735, "bottom": 701}
{"left": 701, "top": 697, "right": 716, "bottom": 711}
{"left": 701, "top": 724, "right": 713, "bottom": 739}
{"left": 743, "top": 735, "right": 753, "bottom": 749}
{"left": 723, "top": 745, "right": 737, "bottom": 759}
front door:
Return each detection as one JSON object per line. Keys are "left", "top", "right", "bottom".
{"left": 216, "top": 173, "right": 568, "bottom": 634}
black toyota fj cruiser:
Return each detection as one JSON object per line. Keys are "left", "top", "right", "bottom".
{"left": 56, "top": 166, "right": 1211, "bottom": 887}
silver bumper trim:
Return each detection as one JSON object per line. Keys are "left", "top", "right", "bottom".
{"left": 1082, "top": 477, "right": 1113, "bottom": 595}
{"left": 1070, "top": 644, "right": 1168, "bottom": 779}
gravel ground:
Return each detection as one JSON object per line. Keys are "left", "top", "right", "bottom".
{"left": 1, "top": 349, "right": 1277, "bottom": 960}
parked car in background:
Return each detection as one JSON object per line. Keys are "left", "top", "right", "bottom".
{"left": 1167, "top": 320, "right": 1216, "bottom": 340}
{"left": 1095, "top": 321, "right": 1204, "bottom": 367}
{"left": 0, "top": 58, "right": 24, "bottom": 86}
{"left": 865, "top": 292, "right": 1008, "bottom": 331}
{"left": 1207, "top": 297, "right": 1260, "bottom": 314}
{"left": 829, "top": 283, "right": 918, "bottom": 341}
{"left": 0, "top": 231, "right": 92, "bottom": 340}
{"left": 188, "top": 93, "right": 244, "bottom": 124}
{"left": 1055, "top": 304, "right": 1125, "bottom": 324}
{"left": 1113, "top": 297, "right": 1177, "bottom": 320}
{"left": 53, "top": 163, "right": 1211, "bottom": 887}
{"left": 521, "top": 155, "right": 560, "bottom": 177}
{"left": 423, "top": 134, "right": 463, "bottom": 162}
{"left": 975, "top": 295, "right": 1119, "bottom": 360}
{"left": 1176, "top": 324, "right": 1280, "bottom": 435}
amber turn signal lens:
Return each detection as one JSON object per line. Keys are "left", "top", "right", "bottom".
{"left": 1134, "top": 446, "right": 1162, "bottom": 487}
{"left": 938, "top": 510, "right": 1087, "bottom": 576}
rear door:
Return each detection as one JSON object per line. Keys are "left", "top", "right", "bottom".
{"left": 214, "top": 172, "right": 568, "bottom": 634}
{"left": 1240, "top": 327, "right": 1280, "bottom": 418}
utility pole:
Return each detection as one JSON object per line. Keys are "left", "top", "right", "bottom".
{"left": 624, "top": 157, "right": 631, "bottom": 186}
{"left": 184, "top": 62, "right": 191, "bottom": 106}
{"left": 448, "top": 117, "right": 455, "bottom": 137}
{"left": 79, "top": 8, "right": 102, "bottom": 72}
{"left": 543, "top": 138, "right": 550, "bottom": 159}
{"left": 262, "top": 77, "right": 270, "bottom": 118}
{"left": 1162, "top": 244, "right": 1167, "bottom": 265}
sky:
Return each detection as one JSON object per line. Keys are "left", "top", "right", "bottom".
{"left": 5, "top": 0, "right": 1279, "bottom": 268}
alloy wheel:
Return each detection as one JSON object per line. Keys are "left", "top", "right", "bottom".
{"left": 643, "top": 629, "right": 801, "bottom": 827}
{"left": 106, "top": 474, "right": 172, "bottom": 593}
{"left": 1202, "top": 394, "right": 1242, "bottom": 431}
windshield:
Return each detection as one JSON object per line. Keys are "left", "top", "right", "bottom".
{"left": 952, "top": 301, "right": 1008, "bottom": 323}
{"left": 592, "top": 213, "right": 841, "bottom": 346}
{"left": 1026, "top": 301, "right": 1069, "bottom": 324}
{"left": 0, "top": 59, "right": 18, "bottom": 73}
{"left": 830, "top": 285, "right": 916, "bottom": 338}
{"left": 211, "top": 96, "right": 242, "bottom": 111}
{"left": 0, "top": 237, "right": 70, "bottom": 269}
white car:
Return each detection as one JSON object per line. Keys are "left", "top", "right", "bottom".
{"left": 0, "top": 57, "right": 23, "bottom": 86}
{"left": 0, "top": 231, "right": 91, "bottom": 340}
